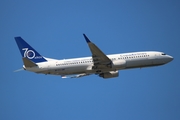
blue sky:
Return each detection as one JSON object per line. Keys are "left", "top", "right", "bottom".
{"left": 1, "top": 0, "right": 180, "bottom": 120}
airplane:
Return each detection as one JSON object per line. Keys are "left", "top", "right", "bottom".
{"left": 14, "top": 34, "right": 173, "bottom": 79}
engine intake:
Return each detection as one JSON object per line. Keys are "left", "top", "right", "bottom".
{"left": 99, "top": 71, "right": 119, "bottom": 79}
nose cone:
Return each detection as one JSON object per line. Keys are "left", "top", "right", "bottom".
{"left": 166, "top": 55, "right": 174, "bottom": 63}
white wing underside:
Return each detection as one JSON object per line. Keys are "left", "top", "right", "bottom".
{"left": 61, "top": 73, "right": 91, "bottom": 78}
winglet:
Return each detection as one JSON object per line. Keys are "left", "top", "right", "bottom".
{"left": 83, "top": 34, "right": 91, "bottom": 43}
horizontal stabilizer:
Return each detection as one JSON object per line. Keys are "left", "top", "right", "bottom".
{"left": 14, "top": 68, "right": 24, "bottom": 72}
{"left": 22, "top": 57, "right": 37, "bottom": 67}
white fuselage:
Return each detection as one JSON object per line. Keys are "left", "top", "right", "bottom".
{"left": 25, "top": 51, "right": 173, "bottom": 76}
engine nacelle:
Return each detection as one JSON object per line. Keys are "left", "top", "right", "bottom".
{"left": 99, "top": 71, "right": 119, "bottom": 79}
{"left": 112, "top": 60, "right": 126, "bottom": 69}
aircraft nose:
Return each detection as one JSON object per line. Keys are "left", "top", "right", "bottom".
{"left": 167, "top": 55, "right": 173, "bottom": 62}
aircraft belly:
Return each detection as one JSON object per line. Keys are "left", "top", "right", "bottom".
{"left": 152, "top": 58, "right": 166, "bottom": 65}
{"left": 64, "top": 66, "right": 88, "bottom": 75}
{"left": 126, "top": 59, "right": 153, "bottom": 68}
{"left": 45, "top": 65, "right": 93, "bottom": 75}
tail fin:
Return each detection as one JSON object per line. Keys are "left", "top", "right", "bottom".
{"left": 15, "top": 37, "right": 47, "bottom": 63}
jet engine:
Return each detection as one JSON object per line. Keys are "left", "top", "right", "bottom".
{"left": 99, "top": 71, "right": 119, "bottom": 79}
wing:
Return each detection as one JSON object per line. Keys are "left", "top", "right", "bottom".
{"left": 83, "top": 34, "right": 112, "bottom": 69}
{"left": 61, "top": 73, "right": 91, "bottom": 78}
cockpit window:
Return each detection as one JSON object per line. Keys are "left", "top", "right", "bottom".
{"left": 162, "top": 53, "right": 166, "bottom": 55}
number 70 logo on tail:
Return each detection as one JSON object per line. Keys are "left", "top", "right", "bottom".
{"left": 22, "top": 48, "right": 35, "bottom": 59}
